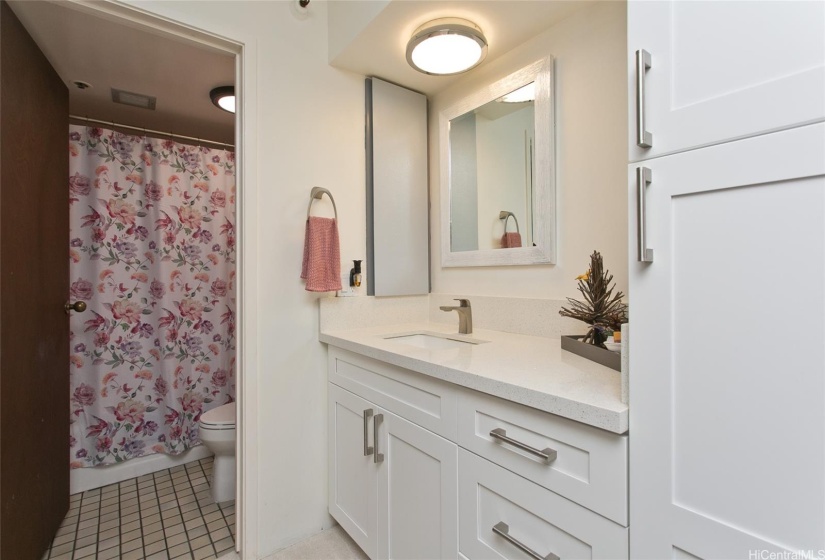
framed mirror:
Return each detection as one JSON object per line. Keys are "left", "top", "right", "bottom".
{"left": 440, "top": 56, "right": 555, "bottom": 267}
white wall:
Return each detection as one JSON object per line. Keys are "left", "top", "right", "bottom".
{"left": 327, "top": 0, "right": 390, "bottom": 64}
{"left": 475, "top": 105, "right": 534, "bottom": 249}
{"left": 430, "top": 1, "right": 628, "bottom": 299}
{"left": 449, "top": 113, "right": 478, "bottom": 252}
{"left": 119, "top": 1, "right": 366, "bottom": 557}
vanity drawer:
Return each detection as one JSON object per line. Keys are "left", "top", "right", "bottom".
{"left": 459, "top": 450, "right": 628, "bottom": 560}
{"left": 458, "top": 390, "right": 628, "bottom": 525}
{"left": 329, "top": 347, "right": 458, "bottom": 441}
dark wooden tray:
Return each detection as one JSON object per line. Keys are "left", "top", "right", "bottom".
{"left": 561, "top": 335, "right": 621, "bottom": 372}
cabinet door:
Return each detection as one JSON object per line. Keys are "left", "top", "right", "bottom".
{"left": 628, "top": 0, "right": 825, "bottom": 162}
{"left": 366, "top": 77, "right": 429, "bottom": 296}
{"left": 329, "top": 384, "right": 378, "bottom": 559}
{"left": 629, "top": 124, "right": 825, "bottom": 558}
{"left": 376, "top": 410, "right": 458, "bottom": 559}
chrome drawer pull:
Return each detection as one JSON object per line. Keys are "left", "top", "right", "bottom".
{"left": 489, "top": 428, "right": 557, "bottom": 462}
{"left": 636, "top": 167, "right": 653, "bottom": 263}
{"left": 493, "top": 522, "right": 560, "bottom": 560}
{"left": 635, "top": 49, "right": 652, "bottom": 148}
{"left": 374, "top": 413, "right": 384, "bottom": 463}
{"left": 363, "top": 409, "right": 373, "bottom": 456}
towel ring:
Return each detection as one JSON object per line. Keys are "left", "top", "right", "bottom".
{"left": 499, "top": 211, "right": 520, "bottom": 234}
{"left": 307, "top": 186, "right": 338, "bottom": 220}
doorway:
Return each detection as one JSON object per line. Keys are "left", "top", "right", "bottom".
{"left": 1, "top": 1, "right": 244, "bottom": 558}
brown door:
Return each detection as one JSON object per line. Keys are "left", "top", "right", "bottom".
{"left": 0, "top": 1, "right": 70, "bottom": 558}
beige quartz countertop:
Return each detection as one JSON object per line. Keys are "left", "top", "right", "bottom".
{"left": 320, "top": 322, "right": 628, "bottom": 434}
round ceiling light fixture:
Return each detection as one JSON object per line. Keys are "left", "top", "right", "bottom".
{"left": 210, "top": 86, "right": 235, "bottom": 114}
{"left": 406, "top": 18, "right": 488, "bottom": 76}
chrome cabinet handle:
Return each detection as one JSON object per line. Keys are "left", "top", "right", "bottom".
{"left": 373, "top": 413, "right": 384, "bottom": 463}
{"left": 635, "top": 49, "right": 652, "bottom": 148}
{"left": 489, "top": 428, "right": 557, "bottom": 462}
{"left": 363, "top": 409, "right": 373, "bottom": 456}
{"left": 636, "top": 167, "right": 654, "bottom": 263}
{"left": 493, "top": 522, "right": 560, "bottom": 560}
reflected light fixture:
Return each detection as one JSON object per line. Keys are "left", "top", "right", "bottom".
{"left": 498, "top": 82, "right": 536, "bottom": 103}
{"left": 406, "top": 18, "right": 488, "bottom": 76}
{"left": 210, "top": 86, "right": 235, "bottom": 114}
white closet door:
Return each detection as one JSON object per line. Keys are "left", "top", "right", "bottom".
{"left": 628, "top": 0, "right": 825, "bottom": 162}
{"left": 328, "top": 384, "right": 378, "bottom": 559}
{"left": 376, "top": 410, "right": 458, "bottom": 560}
{"left": 629, "top": 123, "right": 825, "bottom": 558}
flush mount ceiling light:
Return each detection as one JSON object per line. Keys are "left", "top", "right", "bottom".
{"left": 210, "top": 86, "right": 235, "bottom": 114}
{"left": 406, "top": 18, "right": 488, "bottom": 76}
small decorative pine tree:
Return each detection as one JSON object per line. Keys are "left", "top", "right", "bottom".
{"left": 559, "top": 251, "right": 628, "bottom": 347}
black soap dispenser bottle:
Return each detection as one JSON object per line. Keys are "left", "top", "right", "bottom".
{"left": 349, "top": 260, "right": 362, "bottom": 290}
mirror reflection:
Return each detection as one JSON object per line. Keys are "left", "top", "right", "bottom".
{"left": 440, "top": 55, "right": 554, "bottom": 267}
{"left": 449, "top": 83, "right": 536, "bottom": 252}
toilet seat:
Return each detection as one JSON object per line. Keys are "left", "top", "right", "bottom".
{"left": 200, "top": 402, "right": 236, "bottom": 430}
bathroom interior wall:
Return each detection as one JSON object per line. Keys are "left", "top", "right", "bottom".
{"left": 475, "top": 106, "right": 535, "bottom": 249}
{"left": 119, "top": 1, "right": 366, "bottom": 557}
{"left": 430, "top": 1, "right": 628, "bottom": 300}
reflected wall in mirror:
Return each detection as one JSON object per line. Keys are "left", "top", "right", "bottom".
{"left": 440, "top": 56, "right": 554, "bottom": 267}
{"left": 450, "top": 88, "right": 535, "bottom": 252}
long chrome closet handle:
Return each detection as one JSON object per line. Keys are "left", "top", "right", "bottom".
{"left": 636, "top": 167, "right": 654, "bottom": 263}
{"left": 635, "top": 49, "right": 653, "bottom": 148}
{"left": 373, "top": 414, "right": 384, "bottom": 463}
{"left": 489, "top": 428, "right": 557, "bottom": 462}
{"left": 363, "top": 409, "right": 373, "bottom": 456}
{"left": 493, "top": 522, "right": 560, "bottom": 560}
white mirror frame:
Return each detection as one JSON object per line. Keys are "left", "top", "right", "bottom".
{"left": 440, "top": 56, "right": 555, "bottom": 267}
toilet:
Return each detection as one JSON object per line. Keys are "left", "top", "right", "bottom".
{"left": 198, "top": 402, "right": 236, "bottom": 504}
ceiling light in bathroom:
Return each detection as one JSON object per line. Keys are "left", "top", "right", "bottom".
{"left": 210, "top": 86, "right": 235, "bottom": 114}
{"left": 406, "top": 18, "right": 488, "bottom": 76}
{"left": 498, "top": 82, "right": 536, "bottom": 103}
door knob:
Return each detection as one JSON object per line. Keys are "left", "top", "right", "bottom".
{"left": 65, "top": 301, "right": 87, "bottom": 314}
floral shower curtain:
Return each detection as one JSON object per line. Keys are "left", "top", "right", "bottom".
{"left": 68, "top": 125, "right": 236, "bottom": 468}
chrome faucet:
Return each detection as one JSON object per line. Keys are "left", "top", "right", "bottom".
{"left": 440, "top": 298, "right": 473, "bottom": 334}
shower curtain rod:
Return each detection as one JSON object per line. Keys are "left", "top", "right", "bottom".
{"left": 69, "top": 115, "right": 235, "bottom": 149}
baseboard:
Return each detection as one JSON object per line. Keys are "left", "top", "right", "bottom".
{"left": 70, "top": 446, "right": 214, "bottom": 494}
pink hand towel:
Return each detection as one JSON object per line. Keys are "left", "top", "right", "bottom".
{"left": 301, "top": 216, "right": 342, "bottom": 292}
{"left": 501, "top": 232, "right": 522, "bottom": 248}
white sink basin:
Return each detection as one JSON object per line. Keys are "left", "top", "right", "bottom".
{"left": 384, "top": 332, "right": 486, "bottom": 350}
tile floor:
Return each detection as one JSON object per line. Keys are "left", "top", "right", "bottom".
{"left": 43, "top": 456, "right": 235, "bottom": 560}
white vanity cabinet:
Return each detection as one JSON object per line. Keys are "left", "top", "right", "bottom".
{"left": 628, "top": 0, "right": 825, "bottom": 162}
{"left": 376, "top": 409, "right": 458, "bottom": 560}
{"left": 327, "top": 346, "right": 629, "bottom": 560}
{"left": 328, "top": 353, "right": 459, "bottom": 560}
{"left": 328, "top": 382, "right": 459, "bottom": 560}
{"left": 328, "top": 384, "right": 379, "bottom": 558}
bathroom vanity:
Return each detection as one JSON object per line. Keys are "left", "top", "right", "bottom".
{"left": 321, "top": 298, "right": 628, "bottom": 560}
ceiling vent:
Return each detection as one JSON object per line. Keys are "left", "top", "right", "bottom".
{"left": 111, "top": 88, "right": 156, "bottom": 110}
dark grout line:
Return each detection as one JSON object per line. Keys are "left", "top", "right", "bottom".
{"left": 183, "top": 458, "right": 215, "bottom": 558}
{"left": 66, "top": 491, "right": 84, "bottom": 560}
{"left": 137, "top": 474, "right": 148, "bottom": 559}
{"left": 91, "top": 486, "right": 103, "bottom": 559}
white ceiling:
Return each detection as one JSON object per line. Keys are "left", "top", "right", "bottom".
{"left": 330, "top": 0, "right": 593, "bottom": 96}
{"left": 7, "top": 0, "right": 591, "bottom": 145}
{"left": 8, "top": 0, "right": 235, "bottom": 144}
